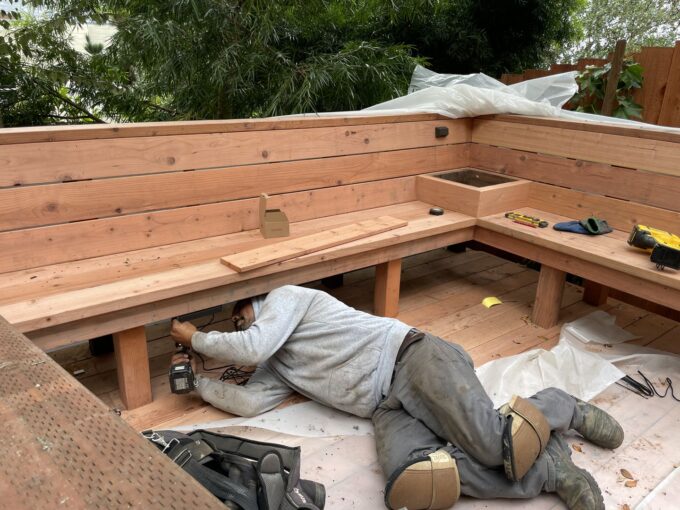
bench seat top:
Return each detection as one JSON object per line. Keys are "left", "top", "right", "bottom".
{"left": 478, "top": 208, "right": 680, "bottom": 292}
{"left": 0, "top": 201, "right": 475, "bottom": 333}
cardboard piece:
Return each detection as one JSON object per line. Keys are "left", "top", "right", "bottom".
{"left": 259, "top": 193, "right": 289, "bottom": 238}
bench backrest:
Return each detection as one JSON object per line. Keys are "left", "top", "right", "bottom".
{"left": 470, "top": 115, "right": 680, "bottom": 234}
{"left": 0, "top": 114, "right": 470, "bottom": 273}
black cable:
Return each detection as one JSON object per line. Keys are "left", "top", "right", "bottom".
{"left": 618, "top": 371, "right": 679, "bottom": 402}
{"left": 637, "top": 370, "right": 680, "bottom": 402}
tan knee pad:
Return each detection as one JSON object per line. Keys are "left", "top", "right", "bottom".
{"left": 500, "top": 395, "right": 550, "bottom": 482}
{"left": 385, "top": 449, "right": 460, "bottom": 510}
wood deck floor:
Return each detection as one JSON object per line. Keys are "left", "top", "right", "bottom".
{"left": 49, "top": 246, "right": 680, "bottom": 431}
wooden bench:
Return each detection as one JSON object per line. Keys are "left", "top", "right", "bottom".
{"left": 469, "top": 115, "right": 680, "bottom": 327}
{"left": 0, "top": 114, "right": 478, "bottom": 409}
{"left": 1, "top": 112, "right": 678, "bottom": 411}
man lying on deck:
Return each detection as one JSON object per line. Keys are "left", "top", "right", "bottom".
{"left": 171, "top": 284, "right": 623, "bottom": 510}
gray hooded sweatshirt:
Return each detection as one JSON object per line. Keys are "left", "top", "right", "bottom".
{"left": 192, "top": 285, "right": 411, "bottom": 418}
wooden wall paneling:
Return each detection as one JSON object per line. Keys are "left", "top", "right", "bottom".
{"left": 470, "top": 144, "right": 680, "bottom": 213}
{"left": 374, "top": 259, "right": 402, "bottom": 317}
{"left": 471, "top": 120, "right": 680, "bottom": 177}
{"left": 0, "top": 143, "right": 467, "bottom": 231}
{"left": 0, "top": 119, "right": 470, "bottom": 186}
{"left": 0, "top": 176, "right": 421, "bottom": 274}
{"left": 528, "top": 183, "right": 680, "bottom": 234}
{"left": 658, "top": 42, "right": 680, "bottom": 127}
{"left": 27, "top": 228, "right": 476, "bottom": 348}
{"left": 632, "top": 46, "right": 675, "bottom": 124}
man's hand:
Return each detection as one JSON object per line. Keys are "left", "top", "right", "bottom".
{"left": 170, "top": 352, "right": 197, "bottom": 375}
{"left": 171, "top": 319, "right": 197, "bottom": 347}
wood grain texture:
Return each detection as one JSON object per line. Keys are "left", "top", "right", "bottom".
{"left": 221, "top": 216, "right": 408, "bottom": 272}
{"left": 374, "top": 259, "right": 402, "bottom": 317}
{"left": 472, "top": 119, "right": 680, "bottom": 177}
{"left": 658, "top": 42, "right": 680, "bottom": 127}
{"left": 0, "top": 120, "right": 469, "bottom": 186}
{"left": 632, "top": 47, "right": 675, "bottom": 124}
{"left": 27, "top": 228, "right": 475, "bottom": 348}
{"left": 113, "top": 326, "right": 152, "bottom": 409}
{"left": 0, "top": 143, "right": 466, "bottom": 231}
{"left": 470, "top": 144, "right": 680, "bottom": 212}
{"left": 0, "top": 113, "right": 448, "bottom": 145}
{"left": 0, "top": 176, "right": 423, "bottom": 274}
{"left": 477, "top": 208, "right": 680, "bottom": 292}
{"left": 474, "top": 227, "right": 680, "bottom": 310}
{"left": 532, "top": 265, "right": 566, "bottom": 328}
{"left": 0, "top": 202, "right": 428, "bottom": 304}
{"left": 528, "top": 183, "right": 680, "bottom": 234}
{"left": 583, "top": 280, "right": 609, "bottom": 306}
{"left": 415, "top": 174, "right": 530, "bottom": 217}
{"left": 3, "top": 209, "right": 476, "bottom": 332}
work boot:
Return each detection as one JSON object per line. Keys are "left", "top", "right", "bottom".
{"left": 574, "top": 399, "right": 624, "bottom": 449}
{"left": 547, "top": 434, "right": 604, "bottom": 510}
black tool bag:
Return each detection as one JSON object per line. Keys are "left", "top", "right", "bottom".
{"left": 144, "top": 429, "right": 325, "bottom": 510}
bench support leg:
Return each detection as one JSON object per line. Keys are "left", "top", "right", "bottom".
{"left": 583, "top": 280, "right": 609, "bottom": 306}
{"left": 113, "top": 326, "right": 152, "bottom": 410}
{"left": 532, "top": 265, "right": 566, "bottom": 328}
{"left": 374, "top": 259, "right": 402, "bottom": 318}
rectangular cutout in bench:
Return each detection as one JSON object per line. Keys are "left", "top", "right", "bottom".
{"left": 432, "top": 168, "right": 517, "bottom": 187}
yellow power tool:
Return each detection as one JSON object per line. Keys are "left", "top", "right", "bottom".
{"left": 627, "top": 224, "right": 680, "bottom": 270}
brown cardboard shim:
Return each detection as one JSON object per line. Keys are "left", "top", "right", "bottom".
{"left": 221, "top": 216, "right": 408, "bottom": 272}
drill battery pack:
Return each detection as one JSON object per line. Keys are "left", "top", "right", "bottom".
{"left": 628, "top": 224, "right": 680, "bottom": 270}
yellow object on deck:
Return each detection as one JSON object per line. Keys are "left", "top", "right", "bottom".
{"left": 482, "top": 296, "right": 503, "bottom": 308}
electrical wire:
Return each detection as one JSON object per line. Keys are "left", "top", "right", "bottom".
{"left": 617, "top": 370, "right": 679, "bottom": 402}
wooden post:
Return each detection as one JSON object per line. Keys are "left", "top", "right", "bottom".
{"left": 583, "top": 280, "right": 609, "bottom": 306}
{"left": 113, "top": 326, "right": 152, "bottom": 410}
{"left": 374, "top": 259, "right": 402, "bottom": 317}
{"left": 532, "top": 265, "right": 566, "bottom": 328}
{"left": 601, "top": 39, "right": 627, "bottom": 116}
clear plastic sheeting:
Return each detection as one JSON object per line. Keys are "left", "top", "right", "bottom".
{"left": 560, "top": 310, "right": 638, "bottom": 345}
{"left": 406, "top": 64, "right": 578, "bottom": 108}
{"left": 475, "top": 338, "right": 625, "bottom": 409}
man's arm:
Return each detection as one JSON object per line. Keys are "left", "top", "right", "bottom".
{"left": 196, "top": 363, "right": 293, "bottom": 418}
{"left": 191, "top": 287, "right": 315, "bottom": 365}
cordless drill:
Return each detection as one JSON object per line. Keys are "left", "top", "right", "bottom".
{"left": 628, "top": 224, "right": 680, "bottom": 270}
{"left": 169, "top": 344, "right": 195, "bottom": 394}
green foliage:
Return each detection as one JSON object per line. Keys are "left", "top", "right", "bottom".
{"left": 1, "top": 0, "right": 585, "bottom": 126}
{"left": 568, "top": 60, "right": 644, "bottom": 119}
{"left": 562, "top": 0, "right": 680, "bottom": 60}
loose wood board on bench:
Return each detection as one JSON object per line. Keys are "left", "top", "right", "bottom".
{"left": 221, "top": 216, "right": 408, "bottom": 272}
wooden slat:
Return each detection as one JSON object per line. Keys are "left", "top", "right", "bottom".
{"left": 0, "top": 119, "right": 469, "bottom": 186}
{"left": 484, "top": 114, "right": 680, "bottom": 144}
{"left": 2, "top": 210, "right": 476, "bottom": 332}
{"left": 583, "top": 280, "right": 609, "bottom": 306}
{"left": 374, "top": 259, "right": 402, "bottom": 317}
{"left": 632, "top": 47, "right": 675, "bottom": 124}
{"left": 0, "top": 113, "right": 446, "bottom": 145}
{"left": 221, "top": 216, "right": 409, "bottom": 272}
{"left": 528, "top": 183, "right": 680, "bottom": 234}
{"left": 0, "top": 175, "right": 426, "bottom": 274}
{"left": 472, "top": 119, "right": 680, "bottom": 177}
{"left": 658, "top": 42, "right": 680, "bottom": 127}
{"left": 470, "top": 144, "right": 680, "bottom": 212}
{"left": 27, "top": 228, "right": 476, "bottom": 348}
{"left": 0, "top": 202, "right": 428, "bottom": 304}
{"left": 0, "top": 143, "right": 466, "bottom": 232}
{"left": 477, "top": 208, "right": 680, "bottom": 292}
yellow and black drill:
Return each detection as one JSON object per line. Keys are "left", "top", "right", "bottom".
{"left": 628, "top": 224, "right": 680, "bottom": 270}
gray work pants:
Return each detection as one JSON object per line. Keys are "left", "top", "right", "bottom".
{"left": 373, "top": 333, "right": 585, "bottom": 499}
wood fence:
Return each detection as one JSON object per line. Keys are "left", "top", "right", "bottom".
{"left": 500, "top": 42, "right": 680, "bottom": 128}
